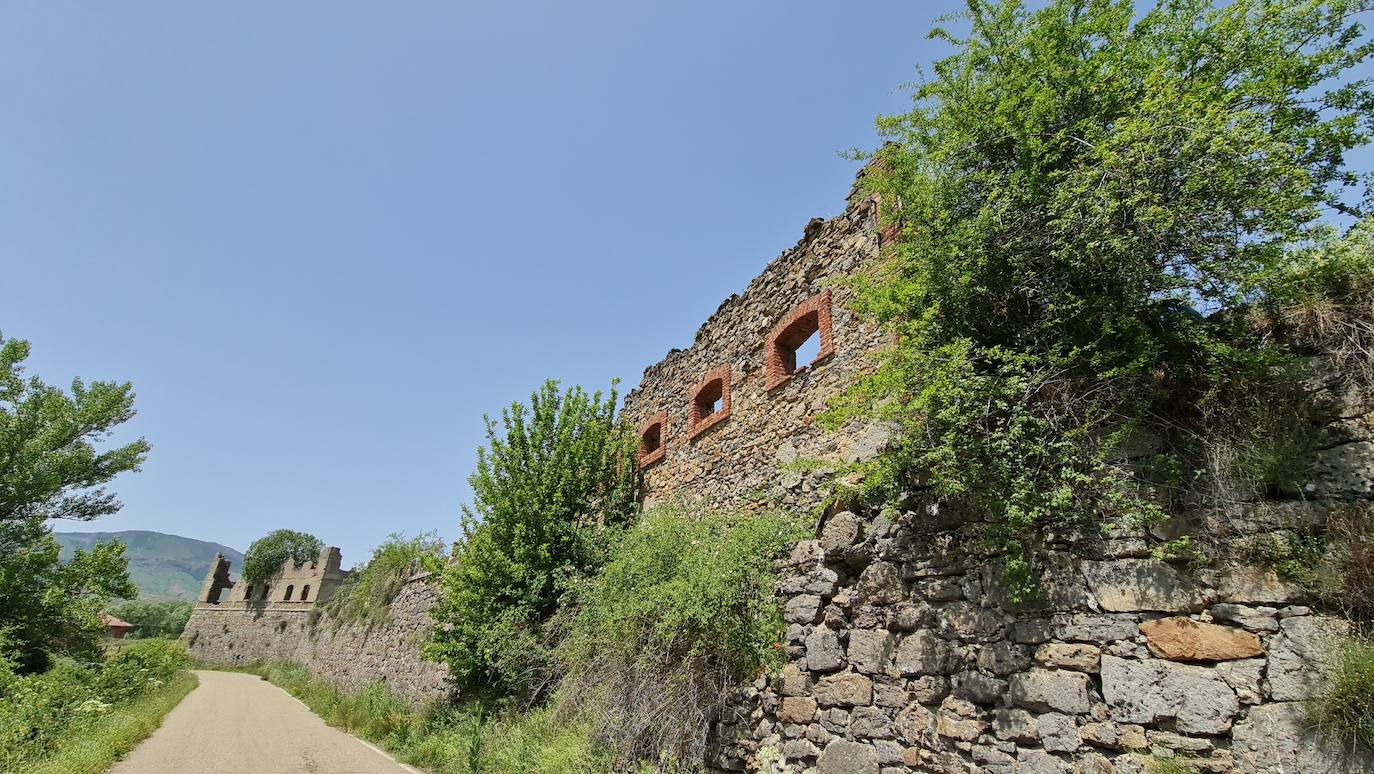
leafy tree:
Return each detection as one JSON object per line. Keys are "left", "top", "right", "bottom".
{"left": 828, "top": 0, "right": 1373, "bottom": 599}
{"left": 105, "top": 600, "right": 195, "bottom": 639}
{"left": 241, "top": 529, "right": 325, "bottom": 583}
{"left": 427, "top": 380, "right": 640, "bottom": 699}
{"left": 0, "top": 334, "right": 150, "bottom": 524}
{"left": 0, "top": 519, "right": 137, "bottom": 672}
{"left": 0, "top": 334, "right": 145, "bottom": 671}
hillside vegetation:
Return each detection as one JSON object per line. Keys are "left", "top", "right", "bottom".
{"left": 55, "top": 531, "right": 243, "bottom": 601}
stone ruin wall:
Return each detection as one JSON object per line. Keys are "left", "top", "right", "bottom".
{"left": 179, "top": 168, "right": 1374, "bottom": 772}
{"left": 620, "top": 186, "right": 890, "bottom": 515}
{"left": 696, "top": 362, "right": 1374, "bottom": 767}
{"left": 182, "top": 550, "right": 451, "bottom": 705}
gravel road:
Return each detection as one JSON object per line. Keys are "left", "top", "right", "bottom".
{"left": 109, "top": 670, "right": 415, "bottom": 774}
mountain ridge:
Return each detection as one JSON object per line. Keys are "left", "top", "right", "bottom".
{"left": 55, "top": 529, "right": 244, "bottom": 601}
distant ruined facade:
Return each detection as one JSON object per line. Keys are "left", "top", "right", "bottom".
{"left": 182, "top": 546, "right": 450, "bottom": 704}
{"left": 183, "top": 170, "right": 1374, "bottom": 772}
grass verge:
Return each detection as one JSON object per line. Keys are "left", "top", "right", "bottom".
{"left": 21, "top": 671, "right": 197, "bottom": 774}
{"left": 211, "top": 664, "right": 611, "bottom": 774}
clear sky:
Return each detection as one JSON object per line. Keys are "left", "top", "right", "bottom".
{"left": 6, "top": 3, "right": 1371, "bottom": 567}
{"left": 2, "top": 1, "right": 973, "bottom": 564}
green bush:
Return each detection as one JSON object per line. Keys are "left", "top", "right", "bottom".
{"left": 560, "top": 507, "right": 804, "bottom": 767}
{"left": 94, "top": 638, "right": 192, "bottom": 704}
{"left": 241, "top": 529, "right": 324, "bottom": 584}
{"left": 0, "top": 640, "right": 191, "bottom": 769}
{"left": 1309, "top": 635, "right": 1374, "bottom": 751}
{"left": 325, "top": 532, "right": 445, "bottom": 629}
{"left": 428, "top": 379, "right": 640, "bottom": 700}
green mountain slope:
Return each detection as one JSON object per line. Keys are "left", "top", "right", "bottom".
{"left": 54, "top": 530, "right": 244, "bottom": 601}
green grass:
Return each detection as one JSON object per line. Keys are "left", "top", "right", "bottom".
{"left": 1309, "top": 635, "right": 1374, "bottom": 750}
{"left": 20, "top": 671, "right": 197, "bottom": 774}
{"left": 213, "top": 664, "right": 613, "bottom": 774}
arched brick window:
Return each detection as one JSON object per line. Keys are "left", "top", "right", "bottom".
{"left": 637, "top": 412, "right": 668, "bottom": 467}
{"left": 688, "top": 365, "right": 731, "bottom": 440}
{"left": 766, "top": 290, "right": 834, "bottom": 391}
{"left": 284, "top": 585, "right": 295, "bottom": 601}
{"left": 260, "top": 584, "right": 271, "bottom": 601}
{"left": 301, "top": 585, "right": 311, "bottom": 602}
{"left": 244, "top": 585, "right": 253, "bottom": 601}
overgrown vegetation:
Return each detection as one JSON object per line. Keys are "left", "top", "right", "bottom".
{"left": 241, "top": 529, "right": 325, "bottom": 584}
{"left": 0, "top": 638, "right": 193, "bottom": 772}
{"left": 824, "top": 0, "right": 1374, "bottom": 601}
{"left": 559, "top": 508, "right": 804, "bottom": 768}
{"left": 427, "top": 379, "right": 640, "bottom": 700}
{"left": 1308, "top": 634, "right": 1374, "bottom": 751}
{"left": 324, "top": 532, "right": 446, "bottom": 629}
{"left": 244, "top": 663, "right": 614, "bottom": 774}
{"left": 105, "top": 600, "right": 195, "bottom": 640}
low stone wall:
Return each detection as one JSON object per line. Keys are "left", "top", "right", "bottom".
{"left": 182, "top": 573, "right": 450, "bottom": 705}
{"left": 712, "top": 500, "right": 1372, "bottom": 774}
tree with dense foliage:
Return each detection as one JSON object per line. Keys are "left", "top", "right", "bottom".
{"left": 826, "top": 0, "right": 1373, "bottom": 599}
{"left": 241, "top": 529, "right": 325, "bottom": 583}
{"left": 427, "top": 379, "right": 639, "bottom": 699}
{"left": 0, "top": 334, "right": 146, "bottom": 672}
{"left": 0, "top": 335, "right": 150, "bottom": 525}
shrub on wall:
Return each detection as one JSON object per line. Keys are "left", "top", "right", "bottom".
{"left": 1309, "top": 634, "right": 1374, "bottom": 751}
{"left": 558, "top": 506, "right": 804, "bottom": 768}
{"left": 325, "top": 532, "right": 446, "bottom": 628}
{"left": 427, "top": 379, "right": 640, "bottom": 700}
{"left": 241, "top": 529, "right": 324, "bottom": 584}
{"left": 825, "top": 0, "right": 1374, "bottom": 600}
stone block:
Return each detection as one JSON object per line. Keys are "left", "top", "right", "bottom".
{"left": 1082, "top": 559, "right": 1209, "bottom": 613}
{"left": 847, "top": 628, "right": 893, "bottom": 675}
{"left": 805, "top": 627, "right": 845, "bottom": 672}
{"left": 1036, "top": 712, "right": 1079, "bottom": 753}
{"left": 1138, "top": 617, "right": 1264, "bottom": 662}
{"left": 1034, "top": 643, "right": 1101, "bottom": 672}
{"left": 894, "top": 630, "right": 952, "bottom": 676}
{"left": 1100, "top": 655, "right": 1238, "bottom": 735}
{"left": 1232, "top": 701, "right": 1374, "bottom": 773}
{"left": 1268, "top": 614, "right": 1348, "bottom": 701}
{"left": 1008, "top": 669, "right": 1092, "bottom": 714}
{"left": 814, "top": 671, "right": 873, "bottom": 707}
{"left": 817, "top": 739, "right": 879, "bottom": 774}
{"left": 850, "top": 705, "right": 895, "bottom": 739}
{"left": 778, "top": 696, "right": 817, "bottom": 724}
{"left": 785, "top": 594, "right": 823, "bottom": 624}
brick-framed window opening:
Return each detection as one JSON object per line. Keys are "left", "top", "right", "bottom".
{"left": 637, "top": 412, "right": 668, "bottom": 468}
{"left": 766, "top": 290, "right": 835, "bottom": 390}
{"left": 301, "top": 585, "right": 311, "bottom": 602}
{"left": 688, "top": 365, "right": 732, "bottom": 440}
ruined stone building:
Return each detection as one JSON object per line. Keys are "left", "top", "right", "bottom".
{"left": 184, "top": 172, "right": 1374, "bottom": 773}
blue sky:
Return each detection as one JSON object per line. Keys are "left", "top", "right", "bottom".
{"left": 2, "top": 1, "right": 972, "bottom": 564}
{"left": 5, "top": 2, "right": 1371, "bottom": 567}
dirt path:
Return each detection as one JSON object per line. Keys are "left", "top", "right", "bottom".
{"left": 109, "top": 670, "right": 416, "bottom": 774}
